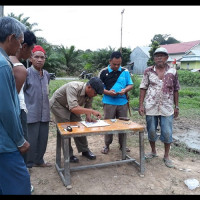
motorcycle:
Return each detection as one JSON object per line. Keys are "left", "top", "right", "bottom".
{"left": 49, "top": 73, "right": 56, "bottom": 80}
{"left": 79, "top": 71, "right": 93, "bottom": 80}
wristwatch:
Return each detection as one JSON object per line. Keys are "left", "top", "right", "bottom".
{"left": 175, "top": 105, "right": 179, "bottom": 109}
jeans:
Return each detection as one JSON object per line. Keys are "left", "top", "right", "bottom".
{"left": 146, "top": 115, "right": 173, "bottom": 144}
{"left": 0, "top": 151, "right": 31, "bottom": 195}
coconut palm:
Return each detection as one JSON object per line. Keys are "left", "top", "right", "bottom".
{"left": 58, "top": 45, "right": 83, "bottom": 75}
{"left": 7, "top": 12, "right": 42, "bottom": 33}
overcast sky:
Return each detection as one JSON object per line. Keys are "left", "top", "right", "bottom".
{"left": 4, "top": 5, "right": 200, "bottom": 51}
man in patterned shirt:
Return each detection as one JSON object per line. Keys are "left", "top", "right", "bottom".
{"left": 138, "top": 47, "right": 180, "bottom": 168}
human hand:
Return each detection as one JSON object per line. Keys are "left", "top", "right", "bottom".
{"left": 118, "top": 89, "right": 126, "bottom": 96}
{"left": 18, "top": 141, "right": 30, "bottom": 154}
{"left": 138, "top": 106, "right": 145, "bottom": 116}
{"left": 92, "top": 110, "right": 102, "bottom": 119}
{"left": 86, "top": 114, "right": 97, "bottom": 122}
{"left": 109, "top": 89, "right": 119, "bottom": 96}
{"left": 174, "top": 108, "right": 179, "bottom": 118}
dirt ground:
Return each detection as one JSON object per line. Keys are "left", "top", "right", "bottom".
{"left": 30, "top": 116, "right": 200, "bottom": 195}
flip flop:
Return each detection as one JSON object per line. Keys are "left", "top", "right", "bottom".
{"left": 163, "top": 158, "right": 174, "bottom": 168}
{"left": 101, "top": 146, "right": 109, "bottom": 154}
{"left": 31, "top": 185, "right": 34, "bottom": 193}
{"left": 145, "top": 152, "right": 158, "bottom": 159}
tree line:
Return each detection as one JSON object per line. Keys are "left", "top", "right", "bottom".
{"left": 8, "top": 13, "right": 180, "bottom": 77}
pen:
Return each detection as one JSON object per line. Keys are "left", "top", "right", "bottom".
{"left": 97, "top": 114, "right": 101, "bottom": 121}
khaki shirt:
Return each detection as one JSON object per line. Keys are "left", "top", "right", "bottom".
{"left": 49, "top": 81, "right": 93, "bottom": 122}
{"left": 140, "top": 64, "right": 180, "bottom": 116}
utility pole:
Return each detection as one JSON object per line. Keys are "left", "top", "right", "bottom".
{"left": 0, "top": 5, "right": 4, "bottom": 17}
{"left": 120, "top": 9, "right": 125, "bottom": 54}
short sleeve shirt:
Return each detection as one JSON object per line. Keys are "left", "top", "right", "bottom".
{"left": 140, "top": 64, "right": 180, "bottom": 116}
{"left": 50, "top": 81, "right": 93, "bottom": 111}
{"left": 99, "top": 65, "right": 133, "bottom": 105}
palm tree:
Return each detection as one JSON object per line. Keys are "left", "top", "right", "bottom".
{"left": 59, "top": 45, "right": 82, "bottom": 75}
{"left": 7, "top": 12, "right": 42, "bottom": 33}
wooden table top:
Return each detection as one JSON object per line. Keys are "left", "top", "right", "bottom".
{"left": 57, "top": 119, "right": 145, "bottom": 137}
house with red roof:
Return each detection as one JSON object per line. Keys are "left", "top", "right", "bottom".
{"left": 161, "top": 40, "right": 200, "bottom": 69}
{"left": 179, "top": 50, "right": 200, "bottom": 70}
{"left": 129, "top": 40, "right": 200, "bottom": 74}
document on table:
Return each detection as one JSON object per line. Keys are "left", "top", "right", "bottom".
{"left": 80, "top": 120, "right": 110, "bottom": 128}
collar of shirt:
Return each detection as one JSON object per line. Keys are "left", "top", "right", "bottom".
{"left": 108, "top": 65, "right": 122, "bottom": 73}
{"left": 80, "top": 82, "right": 87, "bottom": 97}
{"left": 0, "top": 47, "right": 13, "bottom": 68}
{"left": 153, "top": 64, "right": 170, "bottom": 72}
{"left": 0, "top": 47, "right": 8, "bottom": 59}
{"left": 31, "top": 65, "right": 43, "bottom": 74}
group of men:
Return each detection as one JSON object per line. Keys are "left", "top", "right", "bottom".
{"left": 0, "top": 16, "right": 180, "bottom": 195}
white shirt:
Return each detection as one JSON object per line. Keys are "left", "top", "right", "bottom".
{"left": 13, "top": 63, "right": 27, "bottom": 113}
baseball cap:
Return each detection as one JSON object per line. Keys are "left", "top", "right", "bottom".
{"left": 154, "top": 47, "right": 168, "bottom": 56}
{"left": 88, "top": 77, "right": 104, "bottom": 95}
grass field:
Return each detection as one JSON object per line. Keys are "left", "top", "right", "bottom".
{"left": 49, "top": 79, "right": 200, "bottom": 120}
{"left": 49, "top": 78, "right": 200, "bottom": 160}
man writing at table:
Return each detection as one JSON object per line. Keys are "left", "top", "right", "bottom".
{"left": 50, "top": 77, "right": 104, "bottom": 163}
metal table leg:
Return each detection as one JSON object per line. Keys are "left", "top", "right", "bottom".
{"left": 121, "top": 133, "right": 126, "bottom": 160}
{"left": 139, "top": 131, "right": 145, "bottom": 176}
{"left": 62, "top": 138, "right": 71, "bottom": 187}
{"left": 56, "top": 128, "right": 61, "bottom": 168}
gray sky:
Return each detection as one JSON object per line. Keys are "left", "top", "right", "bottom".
{"left": 4, "top": 5, "right": 200, "bottom": 51}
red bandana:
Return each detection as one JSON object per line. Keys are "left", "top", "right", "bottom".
{"left": 32, "top": 45, "right": 46, "bottom": 54}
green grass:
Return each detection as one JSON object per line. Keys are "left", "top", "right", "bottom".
{"left": 49, "top": 79, "right": 200, "bottom": 121}
{"left": 49, "top": 78, "right": 200, "bottom": 160}
{"left": 49, "top": 80, "right": 70, "bottom": 98}
{"left": 170, "top": 142, "right": 200, "bottom": 161}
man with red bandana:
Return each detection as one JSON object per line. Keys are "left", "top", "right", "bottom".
{"left": 24, "top": 45, "right": 52, "bottom": 168}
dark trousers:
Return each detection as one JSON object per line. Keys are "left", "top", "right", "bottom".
{"left": 26, "top": 122, "right": 49, "bottom": 168}
{"left": 54, "top": 112, "right": 89, "bottom": 157}
{"left": 103, "top": 104, "right": 128, "bottom": 147}
{"left": 50, "top": 101, "right": 89, "bottom": 157}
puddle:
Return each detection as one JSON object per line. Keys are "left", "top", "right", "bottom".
{"left": 173, "top": 129, "right": 200, "bottom": 152}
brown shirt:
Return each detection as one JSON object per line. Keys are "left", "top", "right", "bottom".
{"left": 140, "top": 64, "right": 180, "bottom": 116}
{"left": 49, "top": 81, "right": 93, "bottom": 121}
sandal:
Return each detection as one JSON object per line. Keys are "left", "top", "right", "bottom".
{"left": 145, "top": 152, "right": 158, "bottom": 159}
{"left": 31, "top": 185, "right": 34, "bottom": 193}
{"left": 101, "top": 146, "right": 109, "bottom": 154}
{"left": 163, "top": 158, "right": 174, "bottom": 168}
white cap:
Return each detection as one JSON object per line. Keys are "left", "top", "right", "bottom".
{"left": 154, "top": 47, "right": 168, "bottom": 55}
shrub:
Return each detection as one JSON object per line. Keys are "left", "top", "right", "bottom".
{"left": 130, "top": 75, "right": 141, "bottom": 97}
{"left": 178, "top": 70, "right": 200, "bottom": 86}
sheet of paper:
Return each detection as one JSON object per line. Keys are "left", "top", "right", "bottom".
{"left": 80, "top": 120, "right": 110, "bottom": 128}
